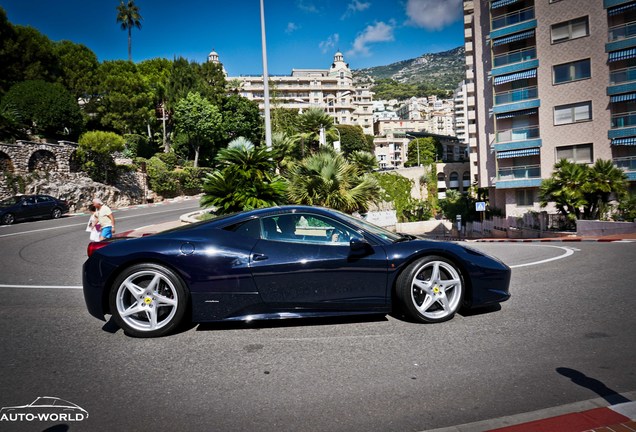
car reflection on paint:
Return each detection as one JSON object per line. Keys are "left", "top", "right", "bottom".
{"left": 83, "top": 205, "right": 511, "bottom": 338}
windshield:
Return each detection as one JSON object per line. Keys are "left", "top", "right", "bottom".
{"left": 336, "top": 211, "right": 404, "bottom": 242}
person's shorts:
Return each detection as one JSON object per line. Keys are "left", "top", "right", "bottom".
{"left": 101, "top": 226, "right": 113, "bottom": 239}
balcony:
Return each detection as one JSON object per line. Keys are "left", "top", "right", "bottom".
{"left": 613, "top": 155, "right": 636, "bottom": 171}
{"left": 494, "top": 86, "right": 538, "bottom": 105}
{"left": 494, "top": 47, "right": 537, "bottom": 68}
{"left": 498, "top": 164, "right": 541, "bottom": 180}
{"left": 609, "top": 21, "right": 636, "bottom": 42}
{"left": 495, "top": 125, "right": 540, "bottom": 143}
{"left": 611, "top": 110, "right": 636, "bottom": 128}
{"left": 491, "top": 7, "right": 535, "bottom": 31}
{"left": 608, "top": 66, "right": 636, "bottom": 95}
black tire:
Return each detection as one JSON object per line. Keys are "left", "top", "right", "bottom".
{"left": 395, "top": 256, "right": 464, "bottom": 323}
{"left": 109, "top": 263, "right": 189, "bottom": 337}
{"left": 51, "top": 208, "right": 62, "bottom": 219}
{"left": 1, "top": 213, "right": 15, "bottom": 225}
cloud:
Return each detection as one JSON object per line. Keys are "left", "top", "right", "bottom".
{"left": 296, "top": 0, "right": 319, "bottom": 13}
{"left": 319, "top": 33, "right": 340, "bottom": 54}
{"left": 346, "top": 21, "right": 395, "bottom": 57}
{"left": 405, "top": 0, "right": 462, "bottom": 31}
{"left": 285, "top": 22, "right": 299, "bottom": 34}
{"left": 341, "top": 0, "right": 371, "bottom": 20}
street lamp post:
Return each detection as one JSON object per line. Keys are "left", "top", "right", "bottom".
{"left": 260, "top": 0, "right": 272, "bottom": 148}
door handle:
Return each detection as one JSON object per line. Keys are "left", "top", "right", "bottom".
{"left": 252, "top": 253, "right": 269, "bottom": 261}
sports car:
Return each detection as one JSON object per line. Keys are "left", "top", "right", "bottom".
{"left": 83, "top": 205, "right": 511, "bottom": 337}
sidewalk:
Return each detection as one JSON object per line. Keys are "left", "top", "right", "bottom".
{"left": 424, "top": 394, "right": 636, "bottom": 432}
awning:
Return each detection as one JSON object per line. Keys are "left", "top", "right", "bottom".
{"left": 610, "top": 92, "right": 636, "bottom": 102}
{"left": 493, "top": 69, "right": 537, "bottom": 85}
{"left": 492, "top": 30, "right": 535, "bottom": 47}
{"left": 496, "top": 108, "right": 538, "bottom": 120}
{"left": 611, "top": 137, "right": 636, "bottom": 145}
{"left": 608, "top": 2, "right": 636, "bottom": 16}
{"left": 609, "top": 48, "right": 636, "bottom": 62}
{"left": 491, "top": 0, "right": 521, "bottom": 9}
{"left": 497, "top": 148, "right": 540, "bottom": 159}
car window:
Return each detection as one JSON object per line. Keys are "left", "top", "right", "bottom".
{"left": 261, "top": 214, "right": 361, "bottom": 245}
{"left": 36, "top": 195, "right": 52, "bottom": 203}
{"left": 225, "top": 218, "right": 261, "bottom": 239}
{"left": 24, "top": 197, "right": 36, "bottom": 205}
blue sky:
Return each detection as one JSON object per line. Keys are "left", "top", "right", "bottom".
{"left": 1, "top": 0, "right": 464, "bottom": 76}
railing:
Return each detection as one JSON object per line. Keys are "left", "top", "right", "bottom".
{"left": 495, "top": 125, "right": 540, "bottom": 143}
{"left": 494, "top": 86, "right": 538, "bottom": 105}
{"left": 609, "top": 20, "right": 636, "bottom": 41}
{"left": 491, "top": 6, "right": 535, "bottom": 30}
{"left": 498, "top": 164, "right": 541, "bottom": 180}
{"left": 610, "top": 66, "right": 636, "bottom": 85}
{"left": 611, "top": 111, "right": 636, "bottom": 128}
{"left": 613, "top": 155, "right": 636, "bottom": 171}
{"left": 493, "top": 47, "right": 537, "bottom": 67}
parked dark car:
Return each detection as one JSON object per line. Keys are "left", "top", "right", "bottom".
{"left": 83, "top": 205, "right": 511, "bottom": 338}
{"left": 0, "top": 194, "right": 70, "bottom": 225}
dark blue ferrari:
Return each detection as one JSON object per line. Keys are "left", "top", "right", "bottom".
{"left": 83, "top": 206, "right": 511, "bottom": 337}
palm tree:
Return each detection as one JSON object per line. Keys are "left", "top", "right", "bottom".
{"left": 286, "top": 148, "right": 379, "bottom": 213}
{"left": 294, "top": 108, "right": 338, "bottom": 155}
{"left": 347, "top": 151, "right": 378, "bottom": 173}
{"left": 540, "top": 159, "right": 589, "bottom": 222}
{"left": 583, "top": 159, "right": 628, "bottom": 219}
{"left": 116, "top": 0, "right": 143, "bottom": 62}
{"left": 200, "top": 138, "right": 287, "bottom": 214}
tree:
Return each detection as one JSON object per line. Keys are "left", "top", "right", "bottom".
{"left": 172, "top": 92, "right": 222, "bottom": 167}
{"left": 200, "top": 138, "right": 286, "bottom": 214}
{"left": 347, "top": 151, "right": 377, "bottom": 173}
{"left": 294, "top": 108, "right": 335, "bottom": 155}
{"left": 54, "top": 40, "right": 99, "bottom": 100}
{"left": 0, "top": 80, "right": 84, "bottom": 139}
{"left": 94, "top": 60, "right": 155, "bottom": 135}
{"left": 77, "top": 131, "right": 125, "bottom": 184}
{"left": 373, "top": 171, "right": 432, "bottom": 222}
{"left": 404, "top": 137, "right": 440, "bottom": 167}
{"left": 540, "top": 159, "right": 628, "bottom": 222}
{"left": 221, "top": 94, "right": 263, "bottom": 145}
{"left": 335, "top": 124, "right": 371, "bottom": 155}
{"left": 286, "top": 148, "right": 380, "bottom": 213}
{"left": 116, "top": 0, "right": 143, "bottom": 62}
{"left": 198, "top": 61, "right": 227, "bottom": 107}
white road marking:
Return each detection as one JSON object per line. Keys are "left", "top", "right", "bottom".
{"left": 0, "top": 284, "right": 82, "bottom": 289}
{"left": 0, "top": 205, "right": 199, "bottom": 239}
{"left": 509, "top": 245, "right": 576, "bottom": 269}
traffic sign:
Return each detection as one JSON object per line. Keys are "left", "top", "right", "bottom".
{"left": 475, "top": 201, "right": 486, "bottom": 212}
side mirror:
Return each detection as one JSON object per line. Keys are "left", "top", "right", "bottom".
{"left": 350, "top": 238, "right": 373, "bottom": 255}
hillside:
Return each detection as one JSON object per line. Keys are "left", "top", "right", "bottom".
{"left": 353, "top": 46, "right": 465, "bottom": 95}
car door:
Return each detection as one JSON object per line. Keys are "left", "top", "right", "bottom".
{"left": 20, "top": 196, "right": 39, "bottom": 219}
{"left": 249, "top": 213, "right": 389, "bottom": 311}
{"left": 34, "top": 195, "right": 54, "bottom": 218}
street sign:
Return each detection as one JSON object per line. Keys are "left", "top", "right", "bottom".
{"left": 475, "top": 201, "right": 486, "bottom": 212}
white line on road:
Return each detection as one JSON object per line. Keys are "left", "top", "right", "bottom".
{"left": 0, "top": 205, "right": 199, "bottom": 239}
{"left": 509, "top": 245, "right": 575, "bottom": 269}
{"left": 0, "top": 284, "right": 82, "bottom": 289}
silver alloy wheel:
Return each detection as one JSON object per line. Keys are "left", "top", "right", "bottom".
{"left": 410, "top": 260, "right": 462, "bottom": 321}
{"left": 52, "top": 208, "right": 62, "bottom": 219}
{"left": 2, "top": 213, "right": 14, "bottom": 225}
{"left": 115, "top": 270, "right": 179, "bottom": 333}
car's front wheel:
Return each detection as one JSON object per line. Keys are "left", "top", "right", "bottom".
{"left": 109, "top": 263, "right": 189, "bottom": 337}
{"left": 1, "top": 213, "right": 15, "bottom": 225}
{"left": 396, "top": 256, "right": 464, "bottom": 323}
{"left": 51, "top": 208, "right": 62, "bottom": 219}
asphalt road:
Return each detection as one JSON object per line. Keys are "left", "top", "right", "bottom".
{"left": 0, "top": 202, "right": 634, "bottom": 432}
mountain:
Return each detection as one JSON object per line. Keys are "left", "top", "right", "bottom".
{"left": 353, "top": 46, "right": 465, "bottom": 92}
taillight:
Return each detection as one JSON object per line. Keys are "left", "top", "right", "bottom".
{"left": 87, "top": 241, "right": 110, "bottom": 257}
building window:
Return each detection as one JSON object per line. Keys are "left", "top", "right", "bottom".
{"left": 556, "top": 143, "right": 593, "bottom": 163}
{"left": 554, "top": 101, "right": 592, "bottom": 125}
{"left": 551, "top": 17, "right": 589, "bottom": 44}
{"left": 516, "top": 189, "right": 534, "bottom": 206}
{"left": 553, "top": 59, "right": 591, "bottom": 84}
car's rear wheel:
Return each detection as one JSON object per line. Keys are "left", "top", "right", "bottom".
{"left": 396, "top": 256, "right": 464, "bottom": 323}
{"left": 1, "top": 213, "right": 15, "bottom": 225}
{"left": 51, "top": 208, "right": 62, "bottom": 219}
{"left": 109, "top": 263, "right": 189, "bottom": 337}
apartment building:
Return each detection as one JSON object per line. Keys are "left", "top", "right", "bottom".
{"left": 464, "top": 0, "right": 636, "bottom": 217}
{"left": 222, "top": 51, "right": 374, "bottom": 135}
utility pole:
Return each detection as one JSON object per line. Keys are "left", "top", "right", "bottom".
{"left": 260, "top": 0, "right": 272, "bottom": 148}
